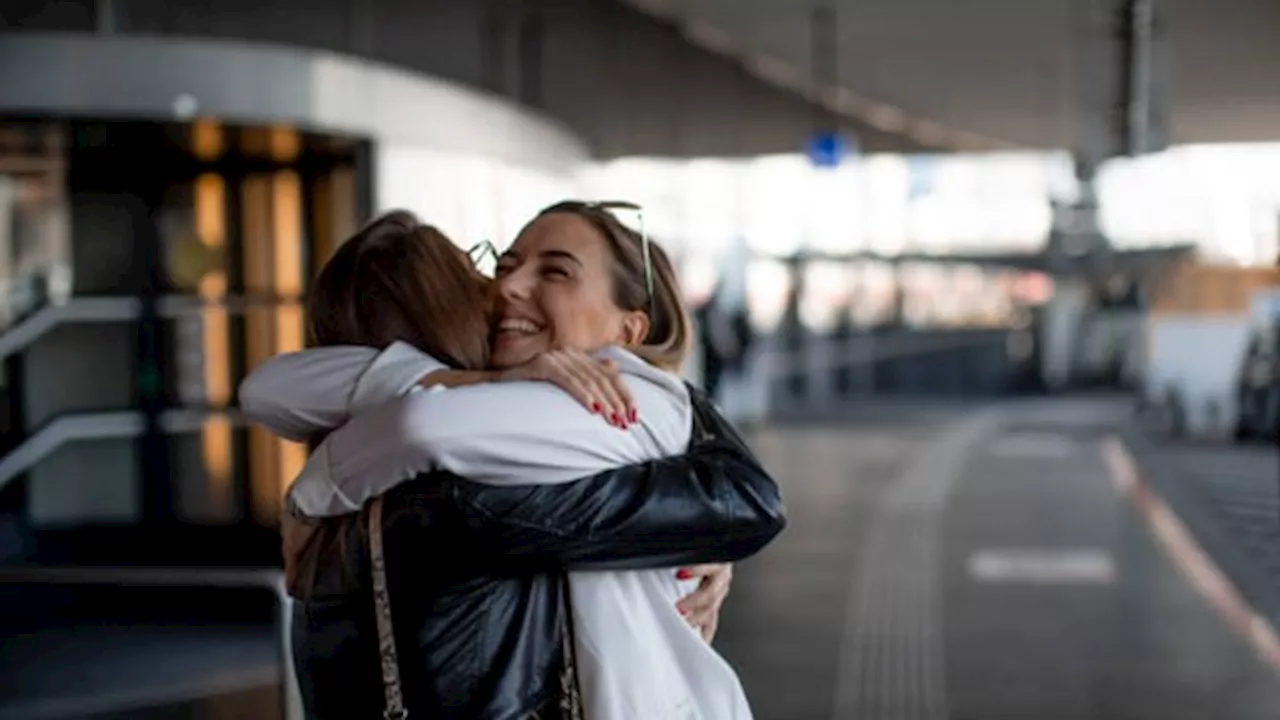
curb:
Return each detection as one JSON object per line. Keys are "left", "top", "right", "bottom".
{"left": 1100, "top": 435, "right": 1280, "bottom": 676}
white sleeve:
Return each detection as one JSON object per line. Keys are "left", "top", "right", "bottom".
{"left": 238, "top": 342, "right": 446, "bottom": 442}
{"left": 287, "top": 358, "right": 693, "bottom": 517}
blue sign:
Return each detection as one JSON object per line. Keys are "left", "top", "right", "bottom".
{"left": 806, "top": 131, "right": 847, "bottom": 168}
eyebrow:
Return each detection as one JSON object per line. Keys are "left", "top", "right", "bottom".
{"left": 497, "top": 248, "right": 583, "bottom": 267}
{"left": 538, "top": 249, "right": 583, "bottom": 267}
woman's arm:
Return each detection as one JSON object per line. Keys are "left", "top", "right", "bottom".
{"left": 240, "top": 342, "right": 636, "bottom": 443}
{"left": 288, "top": 357, "right": 691, "bottom": 516}
{"left": 438, "top": 393, "right": 785, "bottom": 569}
{"left": 238, "top": 342, "right": 446, "bottom": 442}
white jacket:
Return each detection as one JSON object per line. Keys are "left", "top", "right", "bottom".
{"left": 239, "top": 343, "right": 753, "bottom": 720}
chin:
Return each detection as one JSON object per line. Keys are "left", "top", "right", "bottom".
{"left": 491, "top": 343, "right": 540, "bottom": 370}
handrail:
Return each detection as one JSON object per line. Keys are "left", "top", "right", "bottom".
{"left": 0, "top": 565, "right": 300, "bottom": 720}
{"left": 0, "top": 294, "right": 301, "bottom": 362}
{"left": 0, "top": 409, "right": 244, "bottom": 490}
{"left": 0, "top": 297, "right": 139, "bottom": 362}
{"left": 764, "top": 329, "right": 1008, "bottom": 373}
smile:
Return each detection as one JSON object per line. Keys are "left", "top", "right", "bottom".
{"left": 495, "top": 318, "right": 543, "bottom": 335}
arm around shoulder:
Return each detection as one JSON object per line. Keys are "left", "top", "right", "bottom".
{"left": 443, "top": 396, "right": 785, "bottom": 570}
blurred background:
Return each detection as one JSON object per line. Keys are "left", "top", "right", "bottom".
{"left": 1, "top": 1, "right": 1279, "bottom": 718}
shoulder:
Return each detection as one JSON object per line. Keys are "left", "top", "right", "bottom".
{"left": 597, "top": 347, "right": 689, "bottom": 397}
{"left": 597, "top": 346, "right": 692, "bottom": 453}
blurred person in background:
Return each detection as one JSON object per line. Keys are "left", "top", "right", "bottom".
{"left": 695, "top": 292, "right": 734, "bottom": 403}
{"left": 240, "top": 205, "right": 785, "bottom": 719}
{"left": 696, "top": 283, "right": 757, "bottom": 419}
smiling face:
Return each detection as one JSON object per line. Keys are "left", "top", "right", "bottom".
{"left": 490, "top": 212, "right": 650, "bottom": 369}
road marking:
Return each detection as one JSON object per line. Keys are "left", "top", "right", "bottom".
{"left": 1101, "top": 436, "right": 1280, "bottom": 677}
{"left": 987, "top": 432, "right": 1077, "bottom": 459}
{"left": 967, "top": 548, "right": 1116, "bottom": 584}
{"left": 831, "top": 411, "right": 1000, "bottom": 720}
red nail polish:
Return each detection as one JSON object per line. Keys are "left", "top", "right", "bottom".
{"left": 611, "top": 413, "right": 622, "bottom": 426}
{"left": 676, "top": 569, "right": 692, "bottom": 580}
{"left": 590, "top": 403, "right": 602, "bottom": 414}
{"left": 628, "top": 408, "right": 638, "bottom": 423}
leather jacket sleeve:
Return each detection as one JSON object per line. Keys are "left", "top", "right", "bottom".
{"left": 443, "top": 388, "right": 786, "bottom": 570}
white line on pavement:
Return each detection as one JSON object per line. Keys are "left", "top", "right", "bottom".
{"left": 1101, "top": 436, "right": 1280, "bottom": 677}
{"left": 967, "top": 547, "right": 1116, "bottom": 585}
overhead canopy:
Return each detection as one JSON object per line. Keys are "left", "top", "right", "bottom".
{"left": 627, "top": 0, "right": 1280, "bottom": 152}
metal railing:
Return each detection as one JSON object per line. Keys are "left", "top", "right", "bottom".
{"left": 0, "top": 297, "right": 140, "bottom": 362}
{"left": 762, "top": 329, "right": 1017, "bottom": 408}
{"left": 0, "top": 294, "right": 300, "bottom": 363}
{"left": 0, "top": 294, "right": 324, "bottom": 717}
{"left": 0, "top": 408, "right": 245, "bottom": 491}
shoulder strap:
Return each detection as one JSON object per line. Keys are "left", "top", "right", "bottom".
{"left": 369, "top": 496, "right": 409, "bottom": 720}
{"left": 557, "top": 573, "right": 585, "bottom": 720}
{"left": 685, "top": 383, "right": 716, "bottom": 443}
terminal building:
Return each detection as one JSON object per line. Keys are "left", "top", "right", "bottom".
{"left": 4, "top": 3, "right": 1280, "bottom": 719}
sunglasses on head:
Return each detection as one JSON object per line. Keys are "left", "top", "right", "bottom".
{"left": 582, "top": 201, "right": 652, "bottom": 302}
{"left": 467, "top": 239, "right": 498, "bottom": 272}
{"left": 468, "top": 202, "right": 654, "bottom": 304}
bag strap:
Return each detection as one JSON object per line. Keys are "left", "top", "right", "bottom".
{"left": 369, "top": 496, "right": 409, "bottom": 720}
{"left": 371, "top": 497, "right": 582, "bottom": 720}
{"left": 685, "top": 383, "right": 719, "bottom": 444}
{"left": 557, "top": 572, "right": 585, "bottom": 720}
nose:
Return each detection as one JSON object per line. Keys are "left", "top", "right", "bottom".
{"left": 495, "top": 264, "right": 534, "bottom": 304}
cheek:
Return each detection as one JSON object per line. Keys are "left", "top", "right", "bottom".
{"left": 545, "top": 298, "right": 625, "bottom": 346}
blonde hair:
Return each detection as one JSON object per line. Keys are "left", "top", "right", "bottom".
{"left": 534, "top": 201, "right": 691, "bottom": 372}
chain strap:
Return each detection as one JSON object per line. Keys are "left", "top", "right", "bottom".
{"left": 371, "top": 498, "right": 589, "bottom": 720}
{"left": 370, "top": 497, "right": 409, "bottom": 720}
{"left": 557, "top": 572, "right": 585, "bottom": 720}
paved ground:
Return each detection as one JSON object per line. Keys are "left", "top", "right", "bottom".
{"left": 0, "top": 616, "right": 281, "bottom": 720}
{"left": 1119, "top": 429, "right": 1280, "bottom": 627}
{"left": 717, "top": 397, "right": 1280, "bottom": 720}
{"left": 7, "top": 397, "right": 1280, "bottom": 719}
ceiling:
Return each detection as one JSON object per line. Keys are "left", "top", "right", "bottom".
{"left": 624, "top": 0, "right": 1280, "bottom": 154}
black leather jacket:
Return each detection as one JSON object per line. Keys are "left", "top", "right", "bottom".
{"left": 291, "top": 390, "right": 785, "bottom": 719}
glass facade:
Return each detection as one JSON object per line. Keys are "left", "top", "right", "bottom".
{"left": 0, "top": 121, "right": 70, "bottom": 331}
{"left": 0, "top": 119, "right": 368, "bottom": 540}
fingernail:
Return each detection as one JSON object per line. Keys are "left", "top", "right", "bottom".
{"left": 611, "top": 413, "right": 622, "bottom": 426}
{"left": 628, "top": 408, "right": 638, "bottom": 423}
{"left": 590, "top": 403, "right": 602, "bottom": 414}
{"left": 675, "top": 569, "right": 692, "bottom": 580}
{"left": 678, "top": 606, "right": 689, "bottom": 615}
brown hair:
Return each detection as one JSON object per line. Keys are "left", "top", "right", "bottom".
{"left": 306, "top": 209, "right": 489, "bottom": 368}
{"left": 535, "top": 201, "right": 692, "bottom": 372}
{"left": 287, "top": 210, "right": 490, "bottom": 598}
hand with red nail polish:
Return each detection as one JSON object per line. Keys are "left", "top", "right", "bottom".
{"left": 497, "top": 349, "right": 635, "bottom": 427}
{"left": 674, "top": 564, "right": 733, "bottom": 642}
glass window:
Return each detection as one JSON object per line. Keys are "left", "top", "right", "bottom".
{"left": 0, "top": 121, "right": 71, "bottom": 330}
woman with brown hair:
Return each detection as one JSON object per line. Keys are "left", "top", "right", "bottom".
{"left": 240, "top": 206, "right": 783, "bottom": 719}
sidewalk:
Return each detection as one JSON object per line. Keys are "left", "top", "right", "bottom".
{"left": 1118, "top": 427, "right": 1280, "bottom": 627}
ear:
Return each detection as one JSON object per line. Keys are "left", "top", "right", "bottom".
{"left": 620, "top": 310, "right": 650, "bottom": 347}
